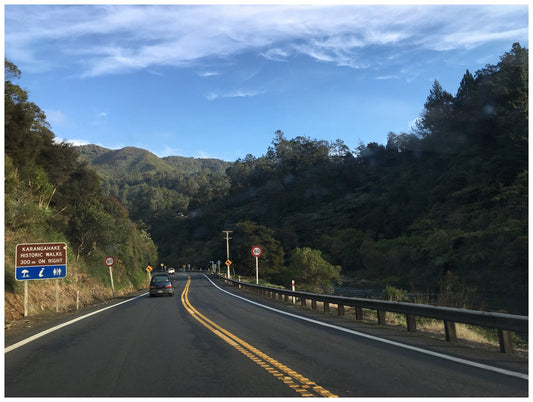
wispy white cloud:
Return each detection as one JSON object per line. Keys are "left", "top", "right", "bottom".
{"left": 206, "top": 92, "right": 219, "bottom": 101}
{"left": 91, "top": 111, "right": 108, "bottom": 126}
{"left": 261, "top": 48, "right": 290, "bottom": 62}
{"left": 54, "top": 137, "right": 91, "bottom": 147}
{"left": 5, "top": 5, "right": 528, "bottom": 77}
{"left": 206, "top": 89, "right": 265, "bottom": 101}
{"left": 150, "top": 144, "right": 184, "bottom": 158}
{"left": 198, "top": 71, "right": 221, "bottom": 77}
{"left": 376, "top": 75, "right": 400, "bottom": 81}
{"left": 409, "top": 117, "right": 422, "bottom": 132}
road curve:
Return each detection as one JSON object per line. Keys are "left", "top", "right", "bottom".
{"left": 5, "top": 273, "right": 528, "bottom": 397}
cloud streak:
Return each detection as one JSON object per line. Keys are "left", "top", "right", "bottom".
{"left": 5, "top": 5, "right": 528, "bottom": 77}
{"left": 206, "top": 89, "right": 265, "bottom": 101}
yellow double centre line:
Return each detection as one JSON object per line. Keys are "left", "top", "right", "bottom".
{"left": 181, "top": 276, "right": 338, "bottom": 398}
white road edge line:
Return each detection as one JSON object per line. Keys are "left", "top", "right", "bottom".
{"left": 201, "top": 274, "right": 528, "bottom": 381}
{"left": 4, "top": 293, "right": 148, "bottom": 354}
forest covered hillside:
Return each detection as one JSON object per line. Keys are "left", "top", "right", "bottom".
{"left": 99, "top": 43, "right": 525, "bottom": 314}
{"left": 76, "top": 145, "right": 230, "bottom": 234}
{"left": 4, "top": 43, "right": 528, "bottom": 318}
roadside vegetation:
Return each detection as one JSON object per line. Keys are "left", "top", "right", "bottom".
{"left": 5, "top": 60, "right": 158, "bottom": 319}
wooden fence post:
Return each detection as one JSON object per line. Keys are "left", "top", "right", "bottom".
{"left": 377, "top": 310, "right": 386, "bottom": 326}
{"left": 406, "top": 315, "right": 417, "bottom": 332}
{"left": 444, "top": 321, "right": 457, "bottom": 342}
{"left": 338, "top": 304, "right": 345, "bottom": 316}
{"left": 498, "top": 329, "right": 514, "bottom": 354}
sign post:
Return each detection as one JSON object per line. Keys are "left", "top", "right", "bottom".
{"left": 223, "top": 231, "right": 232, "bottom": 278}
{"left": 292, "top": 280, "right": 296, "bottom": 304}
{"left": 24, "top": 281, "right": 28, "bottom": 317}
{"left": 251, "top": 246, "right": 262, "bottom": 285}
{"left": 104, "top": 256, "right": 115, "bottom": 297}
{"left": 145, "top": 265, "right": 153, "bottom": 282}
{"left": 16, "top": 242, "right": 68, "bottom": 317}
{"left": 225, "top": 260, "right": 232, "bottom": 278}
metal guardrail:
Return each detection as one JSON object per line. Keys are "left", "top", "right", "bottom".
{"left": 216, "top": 275, "right": 527, "bottom": 355}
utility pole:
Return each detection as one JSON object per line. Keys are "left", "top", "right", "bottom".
{"left": 222, "top": 230, "right": 232, "bottom": 278}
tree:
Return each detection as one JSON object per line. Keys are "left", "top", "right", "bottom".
{"left": 232, "top": 221, "right": 285, "bottom": 282}
{"left": 329, "top": 139, "right": 351, "bottom": 159}
{"left": 455, "top": 69, "right": 476, "bottom": 107}
{"left": 287, "top": 247, "right": 341, "bottom": 293}
{"left": 5, "top": 59, "right": 54, "bottom": 179}
{"left": 416, "top": 79, "right": 454, "bottom": 137}
{"left": 267, "top": 130, "right": 330, "bottom": 173}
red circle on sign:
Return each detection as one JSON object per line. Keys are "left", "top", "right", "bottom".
{"left": 104, "top": 256, "right": 115, "bottom": 267}
{"left": 251, "top": 246, "right": 262, "bottom": 257}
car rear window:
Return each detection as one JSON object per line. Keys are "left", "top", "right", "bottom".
{"left": 152, "top": 275, "right": 169, "bottom": 283}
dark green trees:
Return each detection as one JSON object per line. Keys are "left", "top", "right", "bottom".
{"left": 192, "top": 43, "right": 527, "bottom": 310}
{"left": 5, "top": 59, "right": 158, "bottom": 290}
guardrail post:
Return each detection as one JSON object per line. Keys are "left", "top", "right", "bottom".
{"left": 444, "top": 320, "right": 457, "bottom": 342}
{"left": 355, "top": 307, "right": 363, "bottom": 321}
{"left": 498, "top": 329, "right": 514, "bottom": 354}
{"left": 323, "top": 302, "right": 330, "bottom": 313}
{"left": 377, "top": 310, "right": 386, "bottom": 326}
{"left": 406, "top": 314, "right": 417, "bottom": 332}
{"left": 338, "top": 304, "right": 345, "bottom": 316}
{"left": 301, "top": 297, "right": 306, "bottom": 307}
{"left": 311, "top": 300, "right": 317, "bottom": 310}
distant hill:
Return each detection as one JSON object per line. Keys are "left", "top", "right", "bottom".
{"left": 77, "top": 145, "right": 229, "bottom": 182}
{"left": 163, "top": 155, "right": 229, "bottom": 175}
{"left": 75, "top": 144, "right": 231, "bottom": 234}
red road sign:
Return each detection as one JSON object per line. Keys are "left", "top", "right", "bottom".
{"left": 251, "top": 246, "right": 262, "bottom": 257}
{"left": 104, "top": 256, "right": 115, "bottom": 267}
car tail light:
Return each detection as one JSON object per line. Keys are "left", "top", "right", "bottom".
{"left": 150, "top": 286, "right": 156, "bottom": 289}
{"left": 165, "top": 284, "right": 172, "bottom": 288}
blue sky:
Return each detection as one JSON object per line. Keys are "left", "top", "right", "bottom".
{"left": 4, "top": 3, "right": 529, "bottom": 161}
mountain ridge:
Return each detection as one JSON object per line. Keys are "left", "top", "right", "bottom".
{"left": 76, "top": 144, "right": 230, "bottom": 181}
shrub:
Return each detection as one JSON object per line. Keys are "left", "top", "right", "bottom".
{"left": 382, "top": 285, "right": 409, "bottom": 302}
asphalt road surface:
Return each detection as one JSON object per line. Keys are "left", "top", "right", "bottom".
{"left": 5, "top": 273, "right": 528, "bottom": 397}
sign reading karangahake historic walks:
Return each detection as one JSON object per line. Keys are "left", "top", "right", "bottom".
{"left": 16, "top": 242, "right": 67, "bottom": 280}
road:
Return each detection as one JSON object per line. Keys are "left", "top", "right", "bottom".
{"left": 5, "top": 273, "right": 528, "bottom": 397}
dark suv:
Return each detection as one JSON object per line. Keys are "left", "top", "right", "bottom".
{"left": 149, "top": 273, "right": 174, "bottom": 297}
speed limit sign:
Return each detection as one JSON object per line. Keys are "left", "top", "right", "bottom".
{"left": 104, "top": 256, "right": 115, "bottom": 267}
{"left": 251, "top": 246, "right": 262, "bottom": 257}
